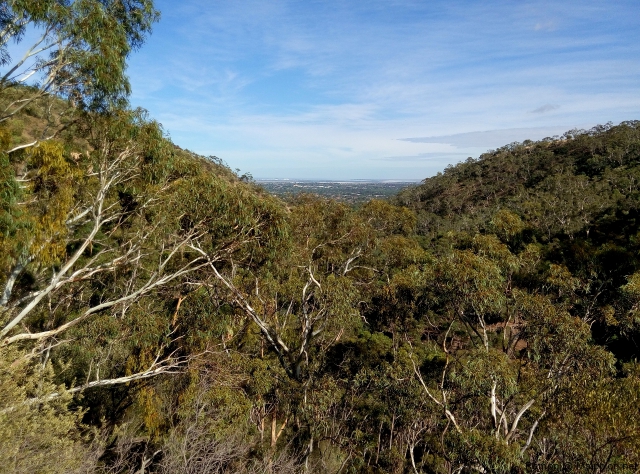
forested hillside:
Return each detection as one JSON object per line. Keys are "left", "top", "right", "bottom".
{"left": 2, "top": 2, "right": 640, "bottom": 473}
{"left": 394, "top": 122, "right": 640, "bottom": 361}
{"left": 395, "top": 122, "right": 640, "bottom": 243}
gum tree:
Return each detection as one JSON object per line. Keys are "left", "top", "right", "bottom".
{"left": 0, "top": 0, "right": 159, "bottom": 152}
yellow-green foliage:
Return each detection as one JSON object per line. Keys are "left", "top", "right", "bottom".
{"left": 491, "top": 209, "right": 525, "bottom": 242}
{"left": 622, "top": 271, "right": 640, "bottom": 299}
{"left": 359, "top": 199, "right": 416, "bottom": 236}
{"left": 24, "top": 141, "right": 79, "bottom": 265}
{"left": 0, "top": 126, "right": 22, "bottom": 269}
{"left": 0, "top": 348, "right": 88, "bottom": 474}
{"left": 0, "top": 140, "right": 82, "bottom": 272}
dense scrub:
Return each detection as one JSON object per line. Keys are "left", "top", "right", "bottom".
{"left": 2, "top": 103, "right": 640, "bottom": 473}
{"left": 2, "top": 3, "right": 640, "bottom": 472}
{"left": 394, "top": 121, "right": 640, "bottom": 361}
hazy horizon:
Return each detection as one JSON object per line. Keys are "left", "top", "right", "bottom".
{"left": 254, "top": 178, "right": 423, "bottom": 182}
{"left": 126, "top": 0, "right": 639, "bottom": 179}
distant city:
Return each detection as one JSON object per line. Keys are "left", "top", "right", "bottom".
{"left": 256, "top": 179, "right": 421, "bottom": 204}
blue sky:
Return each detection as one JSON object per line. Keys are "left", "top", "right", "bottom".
{"left": 125, "top": 0, "right": 640, "bottom": 179}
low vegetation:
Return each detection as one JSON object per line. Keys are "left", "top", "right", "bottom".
{"left": 1, "top": 1, "right": 639, "bottom": 473}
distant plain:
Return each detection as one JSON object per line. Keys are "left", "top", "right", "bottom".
{"left": 257, "top": 179, "right": 420, "bottom": 204}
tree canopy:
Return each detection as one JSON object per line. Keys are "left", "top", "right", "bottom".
{"left": 0, "top": 0, "right": 159, "bottom": 152}
{"left": 1, "top": 7, "right": 640, "bottom": 471}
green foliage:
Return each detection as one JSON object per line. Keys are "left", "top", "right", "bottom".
{"left": 2, "top": 42, "right": 639, "bottom": 472}
{"left": 395, "top": 121, "right": 640, "bottom": 242}
{"left": 0, "top": 347, "right": 90, "bottom": 474}
{"left": 1, "top": 0, "right": 159, "bottom": 111}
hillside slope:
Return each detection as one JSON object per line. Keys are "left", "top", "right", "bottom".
{"left": 395, "top": 121, "right": 640, "bottom": 358}
{"left": 3, "top": 87, "right": 640, "bottom": 472}
{"left": 395, "top": 121, "right": 640, "bottom": 242}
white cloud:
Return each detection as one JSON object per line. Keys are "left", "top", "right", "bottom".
{"left": 377, "top": 152, "right": 470, "bottom": 162}
{"left": 125, "top": 0, "right": 640, "bottom": 179}
{"left": 400, "top": 125, "right": 571, "bottom": 148}
{"left": 399, "top": 127, "right": 571, "bottom": 148}
{"left": 533, "top": 20, "right": 557, "bottom": 32}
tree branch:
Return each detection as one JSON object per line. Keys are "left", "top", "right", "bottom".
{"left": 505, "top": 399, "right": 535, "bottom": 442}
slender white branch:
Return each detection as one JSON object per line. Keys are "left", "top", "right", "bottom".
{"left": 520, "top": 411, "right": 545, "bottom": 455}
{"left": 0, "top": 18, "right": 28, "bottom": 46}
{"left": 17, "top": 69, "right": 36, "bottom": 83}
{"left": 308, "top": 266, "right": 322, "bottom": 289}
{"left": 490, "top": 380, "right": 498, "bottom": 433}
{"left": 411, "top": 355, "right": 443, "bottom": 408}
{"left": 6, "top": 139, "right": 38, "bottom": 153}
{"left": 3, "top": 257, "right": 208, "bottom": 345}
{"left": 0, "top": 257, "right": 32, "bottom": 306}
{"left": 66, "top": 206, "right": 93, "bottom": 225}
{"left": 1, "top": 351, "right": 199, "bottom": 414}
{"left": 342, "top": 248, "right": 362, "bottom": 275}
{"left": 0, "top": 211, "right": 103, "bottom": 338}
{"left": 505, "top": 399, "right": 535, "bottom": 442}
{"left": 0, "top": 25, "right": 53, "bottom": 84}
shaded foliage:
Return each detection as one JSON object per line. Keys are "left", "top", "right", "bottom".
{"left": 2, "top": 57, "right": 640, "bottom": 472}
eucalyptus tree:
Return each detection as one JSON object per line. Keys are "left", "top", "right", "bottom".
{"left": 0, "top": 0, "right": 159, "bottom": 152}
{"left": 396, "top": 229, "right": 640, "bottom": 474}
{"left": 0, "top": 110, "right": 201, "bottom": 388}
{"left": 0, "top": 106, "right": 289, "bottom": 400}
{"left": 193, "top": 196, "right": 369, "bottom": 384}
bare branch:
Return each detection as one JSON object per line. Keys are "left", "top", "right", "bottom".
{"left": 490, "top": 380, "right": 498, "bottom": 433}
{"left": 0, "top": 257, "right": 32, "bottom": 306}
{"left": 0, "top": 24, "right": 53, "bottom": 85}
{"left": 410, "top": 354, "right": 443, "bottom": 408}
{"left": 0, "top": 148, "right": 139, "bottom": 338}
{"left": 1, "top": 351, "right": 201, "bottom": 415}
{"left": 342, "top": 247, "right": 362, "bottom": 275}
{"left": 505, "top": 399, "right": 535, "bottom": 442}
{"left": 520, "top": 411, "right": 545, "bottom": 455}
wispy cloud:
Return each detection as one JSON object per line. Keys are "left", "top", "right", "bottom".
{"left": 378, "top": 152, "right": 470, "bottom": 162}
{"left": 533, "top": 20, "right": 557, "bottom": 32}
{"left": 399, "top": 127, "right": 573, "bottom": 148}
{"left": 125, "top": 0, "right": 640, "bottom": 179}
{"left": 530, "top": 104, "right": 560, "bottom": 114}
